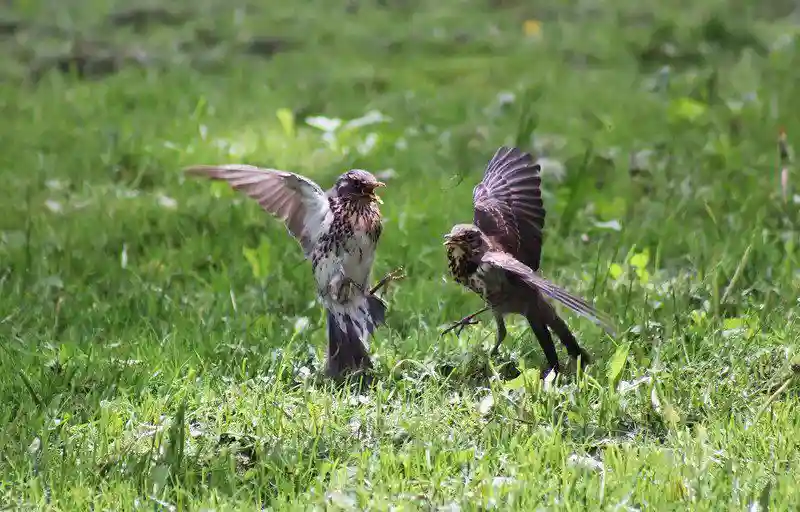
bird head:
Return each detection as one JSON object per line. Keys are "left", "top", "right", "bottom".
{"left": 334, "top": 169, "right": 386, "bottom": 204}
{"left": 443, "top": 224, "right": 488, "bottom": 257}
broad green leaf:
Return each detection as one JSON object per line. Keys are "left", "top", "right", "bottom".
{"left": 242, "top": 246, "right": 262, "bottom": 279}
{"left": 662, "top": 403, "right": 681, "bottom": 427}
{"left": 629, "top": 249, "right": 649, "bottom": 269}
{"left": 504, "top": 368, "right": 539, "bottom": 390}
{"left": 607, "top": 342, "right": 630, "bottom": 387}
{"left": 669, "top": 97, "right": 708, "bottom": 123}
{"left": 609, "top": 263, "right": 624, "bottom": 280}
{"left": 276, "top": 108, "right": 296, "bottom": 138}
{"left": 691, "top": 309, "right": 707, "bottom": 324}
{"left": 723, "top": 317, "right": 745, "bottom": 330}
{"left": 242, "top": 239, "right": 271, "bottom": 280}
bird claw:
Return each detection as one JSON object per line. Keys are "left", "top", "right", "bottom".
{"left": 386, "top": 266, "right": 406, "bottom": 281}
{"left": 332, "top": 266, "right": 406, "bottom": 303}
{"left": 370, "top": 266, "right": 406, "bottom": 295}
{"left": 440, "top": 316, "right": 480, "bottom": 338}
{"left": 332, "top": 276, "right": 363, "bottom": 303}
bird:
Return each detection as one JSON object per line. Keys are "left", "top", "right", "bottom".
{"left": 184, "top": 164, "right": 404, "bottom": 379}
{"left": 441, "top": 146, "right": 615, "bottom": 377}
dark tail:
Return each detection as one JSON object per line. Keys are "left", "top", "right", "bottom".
{"left": 524, "top": 273, "right": 617, "bottom": 337}
{"left": 325, "top": 294, "right": 386, "bottom": 378}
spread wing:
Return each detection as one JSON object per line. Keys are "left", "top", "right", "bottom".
{"left": 184, "top": 164, "right": 329, "bottom": 257}
{"left": 481, "top": 251, "right": 616, "bottom": 335}
{"left": 473, "top": 146, "right": 546, "bottom": 270}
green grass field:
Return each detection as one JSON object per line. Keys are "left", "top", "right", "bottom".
{"left": 2, "top": 0, "right": 800, "bottom": 509}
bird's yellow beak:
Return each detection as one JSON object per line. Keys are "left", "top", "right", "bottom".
{"left": 443, "top": 234, "right": 454, "bottom": 246}
{"left": 369, "top": 182, "right": 386, "bottom": 204}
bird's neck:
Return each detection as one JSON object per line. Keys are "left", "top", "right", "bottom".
{"left": 335, "top": 194, "right": 378, "bottom": 208}
{"left": 334, "top": 196, "right": 381, "bottom": 232}
{"left": 447, "top": 246, "right": 481, "bottom": 283}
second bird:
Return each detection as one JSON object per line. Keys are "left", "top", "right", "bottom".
{"left": 185, "top": 164, "right": 403, "bottom": 379}
{"left": 442, "top": 146, "right": 615, "bottom": 377}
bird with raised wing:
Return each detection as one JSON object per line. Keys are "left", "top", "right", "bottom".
{"left": 185, "top": 164, "right": 404, "bottom": 379}
{"left": 442, "top": 146, "right": 615, "bottom": 377}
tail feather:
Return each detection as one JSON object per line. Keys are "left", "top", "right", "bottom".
{"left": 365, "top": 294, "right": 387, "bottom": 330}
{"left": 527, "top": 274, "right": 617, "bottom": 337}
{"left": 325, "top": 294, "right": 387, "bottom": 378}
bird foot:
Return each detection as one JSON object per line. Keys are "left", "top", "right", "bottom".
{"left": 370, "top": 266, "right": 406, "bottom": 295}
{"left": 440, "top": 315, "right": 480, "bottom": 338}
{"left": 541, "top": 365, "right": 560, "bottom": 382}
{"left": 331, "top": 275, "right": 361, "bottom": 303}
{"left": 331, "top": 266, "right": 405, "bottom": 304}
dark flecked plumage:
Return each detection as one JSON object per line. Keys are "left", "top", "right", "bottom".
{"left": 443, "top": 147, "right": 615, "bottom": 376}
{"left": 184, "top": 165, "right": 403, "bottom": 379}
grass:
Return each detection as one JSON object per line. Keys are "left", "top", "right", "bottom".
{"left": 1, "top": 0, "right": 800, "bottom": 509}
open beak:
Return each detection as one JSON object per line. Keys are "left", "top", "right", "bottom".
{"left": 443, "top": 234, "right": 454, "bottom": 246}
{"left": 368, "top": 181, "right": 386, "bottom": 204}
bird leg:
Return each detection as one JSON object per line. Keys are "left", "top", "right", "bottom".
{"left": 544, "top": 305, "right": 592, "bottom": 366}
{"left": 330, "top": 274, "right": 354, "bottom": 303}
{"left": 440, "top": 306, "right": 490, "bottom": 338}
{"left": 490, "top": 314, "right": 507, "bottom": 356}
{"left": 370, "top": 266, "right": 406, "bottom": 295}
{"left": 525, "top": 311, "right": 561, "bottom": 378}
{"left": 330, "top": 266, "right": 405, "bottom": 304}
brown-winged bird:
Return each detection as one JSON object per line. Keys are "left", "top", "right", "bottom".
{"left": 185, "top": 164, "right": 404, "bottom": 379}
{"left": 442, "top": 146, "right": 615, "bottom": 376}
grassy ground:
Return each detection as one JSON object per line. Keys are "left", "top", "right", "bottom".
{"left": 2, "top": 0, "right": 800, "bottom": 509}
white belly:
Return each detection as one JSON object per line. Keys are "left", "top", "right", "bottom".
{"left": 312, "top": 227, "right": 376, "bottom": 304}
{"left": 341, "top": 229, "right": 376, "bottom": 288}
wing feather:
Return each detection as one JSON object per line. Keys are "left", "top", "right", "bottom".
{"left": 482, "top": 251, "right": 616, "bottom": 335}
{"left": 473, "top": 146, "right": 546, "bottom": 270}
{"left": 184, "top": 164, "right": 329, "bottom": 257}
